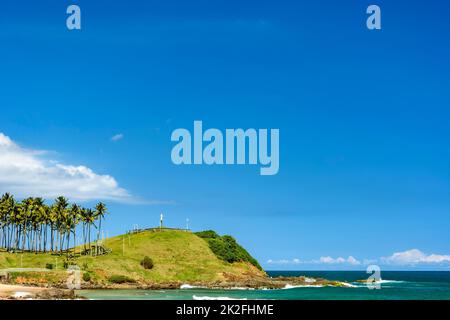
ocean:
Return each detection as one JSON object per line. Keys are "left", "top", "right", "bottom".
{"left": 78, "top": 271, "right": 450, "bottom": 300}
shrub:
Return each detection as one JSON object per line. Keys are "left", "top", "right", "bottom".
{"left": 82, "top": 272, "right": 91, "bottom": 282}
{"left": 45, "top": 263, "right": 54, "bottom": 270}
{"left": 195, "top": 230, "right": 219, "bottom": 239}
{"left": 82, "top": 262, "right": 89, "bottom": 270}
{"left": 108, "top": 275, "right": 135, "bottom": 284}
{"left": 140, "top": 256, "right": 154, "bottom": 270}
{"left": 195, "top": 231, "right": 263, "bottom": 270}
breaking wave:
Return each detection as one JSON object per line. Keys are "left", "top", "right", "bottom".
{"left": 193, "top": 295, "right": 248, "bottom": 300}
{"left": 180, "top": 284, "right": 204, "bottom": 289}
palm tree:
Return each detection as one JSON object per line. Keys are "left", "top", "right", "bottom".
{"left": 79, "top": 207, "right": 88, "bottom": 252}
{"left": 49, "top": 204, "right": 58, "bottom": 252}
{"left": 41, "top": 204, "right": 51, "bottom": 252}
{"left": 20, "top": 197, "right": 35, "bottom": 252}
{"left": 95, "top": 202, "right": 107, "bottom": 255}
{"left": 84, "top": 209, "right": 96, "bottom": 255}
{"left": 63, "top": 212, "right": 74, "bottom": 256}
{"left": 69, "top": 204, "right": 80, "bottom": 255}
{"left": 0, "top": 193, "right": 109, "bottom": 255}
{"left": 0, "top": 193, "right": 15, "bottom": 250}
{"left": 31, "top": 198, "right": 45, "bottom": 253}
{"left": 12, "top": 202, "right": 23, "bottom": 251}
{"left": 53, "top": 196, "right": 69, "bottom": 254}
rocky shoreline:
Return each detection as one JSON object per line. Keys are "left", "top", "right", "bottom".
{"left": 1, "top": 274, "right": 355, "bottom": 300}
{"left": 80, "top": 274, "right": 353, "bottom": 291}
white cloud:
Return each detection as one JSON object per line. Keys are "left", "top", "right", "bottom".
{"left": 363, "top": 259, "right": 378, "bottom": 266}
{"left": 267, "top": 256, "right": 361, "bottom": 266}
{"left": 318, "top": 256, "right": 335, "bottom": 264}
{"left": 347, "top": 256, "right": 361, "bottom": 265}
{"left": 0, "top": 132, "right": 133, "bottom": 202}
{"left": 319, "top": 256, "right": 361, "bottom": 265}
{"left": 268, "top": 250, "right": 450, "bottom": 268}
{"left": 267, "top": 259, "right": 298, "bottom": 265}
{"left": 382, "top": 249, "right": 450, "bottom": 265}
{"left": 110, "top": 133, "right": 124, "bottom": 142}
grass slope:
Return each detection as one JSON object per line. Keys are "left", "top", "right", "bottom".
{"left": 0, "top": 230, "right": 264, "bottom": 286}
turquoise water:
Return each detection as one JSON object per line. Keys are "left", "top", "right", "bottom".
{"left": 78, "top": 271, "right": 450, "bottom": 300}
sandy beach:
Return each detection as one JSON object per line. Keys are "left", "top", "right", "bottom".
{"left": 0, "top": 284, "right": 75, "bottom": 300}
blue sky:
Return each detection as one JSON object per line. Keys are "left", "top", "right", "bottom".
{"left": 1, "top": 0, "right": 450, "bottom": 270}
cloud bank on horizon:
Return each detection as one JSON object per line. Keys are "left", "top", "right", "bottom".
{"left": 0, "top": 132, "right": 133, "bottom": 202}
{"left": 381, "top": 249, "right": 450, "bottom": 265}
{"left": 268, "top": 249, "right": 450, "bottom": 267}
{"left": 268, "top": 256, "right": 362, "bottom": 266}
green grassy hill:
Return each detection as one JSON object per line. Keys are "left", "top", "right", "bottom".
{"left": 0, "top": 230, "right": 265, "bottom": 287}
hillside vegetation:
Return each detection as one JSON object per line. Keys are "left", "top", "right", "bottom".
{"left": 195, "top": 230, "right": 262, "bottom": 270}
{"left": 0, "top": 230, "right": 265, "bottom": 287}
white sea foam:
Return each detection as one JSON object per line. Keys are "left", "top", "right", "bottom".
{"left": 283, "top": 282, "right": 356, "bottom": 289}
{"left": 304, "top": 277, "right": 316, "bottom": 283}
{"left": 193, "top": 295, "right": 248, "bottom": 300}
{"left": 180, "top": 284, "right": 205, "bottom": 289}
{"left": 13, "top": 291, "right": 32, "bottom": 298}
{"left": 283, "top": 284, "right": 324, "bottom": 289}
{"left": 339, "top": 282, "right": 358, "bottom": 288}
{"left": 375, "top": 279, "right": 404, "bottom": 284}
{"left": 180, "top": 284, "right": 195, "bottom": 289}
